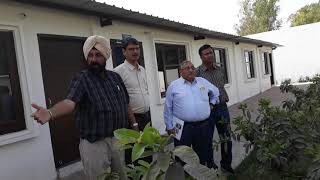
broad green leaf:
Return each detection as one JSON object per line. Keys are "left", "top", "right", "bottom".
{"left": 173, "top": 146, "right": 199, "bottom": 165}
{"left": 157, "top": 153, "right": 171, "bottom": 172}
{"left": 156, "top": 172, "right": 166, "bottom": 180}
{"left": 132, "top": 143, "right": 146, "bottom": 162}
{"left": 144, "top": 122, "right": 151, "bottom": 130}
{"left": 116, "top": 143, "right": 132, "bottom": 150}
{"left": 114, "top": 128, "right": 140, "bottom": 144}
{"left": 183, "top": 163, "right": 218, "bottom": 180}
{"left": 140, "top": 150, "right": 154, "bottom": 159}
{"left": 142, "top": 160, "right": 161, "bottom": 180}
{"left": 138, "top": 160, "right": 151, "bottom": 168}
{"left": 159, "top": 135, "right": 171, "bottom": 145}
{"left": 135, "top": 166, "right": 148, "bottom": 174}
{"left": 141, "top": 127, "right": 161, "bottom": 145}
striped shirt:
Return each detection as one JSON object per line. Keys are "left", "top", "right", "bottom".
{"left": 67, "top": 69, "right": 129, "bottom": 143}
{"left": 196, "top": 64, "right": 229, "bottom": 103}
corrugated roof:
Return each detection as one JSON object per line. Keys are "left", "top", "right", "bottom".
{"left": 14, "top": 0, "right": 280, "bottom": 47}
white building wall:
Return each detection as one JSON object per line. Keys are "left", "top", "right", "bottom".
{"left": 0, "top": 1, "right": 93, "bottom": 180}
{"left": 0, "top": 1, "right": 273, "bottom": 179}
{"left": 233, "top": 43, "right": 273, "bottom": 101}
{"left": 248, "top": 22, "right": 320, "bottom": 83}
{"left": 259, "top": 47, "right": 274, "bottom": 92}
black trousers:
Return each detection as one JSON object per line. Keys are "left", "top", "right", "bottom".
{"left": 125, "top": 111, "right": 152, "bottom": 164}
{"left": 208, "top": 103, "right": 233, "bottom": 168}
{"left": 174, "top": 120, "right": 211, "bottom": 167}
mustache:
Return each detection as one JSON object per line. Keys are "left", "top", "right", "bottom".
{"left": 87, "top": 62, "right": 106, "bottom": 70}
{"left": 89, "top": 62, "right": 100, "bottom": 66}
{"left": 186, "top": 71, "right": 195, "bottom": 75}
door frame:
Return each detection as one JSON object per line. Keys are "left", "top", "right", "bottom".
{"left": 37, "top": 33, "right": 86, "bottom": 168}
{"left": 269, "top": 53, "right": 275, "bottom": 85}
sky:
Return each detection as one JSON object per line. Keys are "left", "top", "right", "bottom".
{"left": 97, "top": 0, "right": 319, "bottom": 35}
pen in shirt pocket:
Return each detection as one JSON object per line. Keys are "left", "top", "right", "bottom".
{"left": 117, "top": 85, "right": 120, "bottom": 91}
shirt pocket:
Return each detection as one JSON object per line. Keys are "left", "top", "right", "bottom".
{"left": 199, "top": 86, "right": 209, "bottom": 102}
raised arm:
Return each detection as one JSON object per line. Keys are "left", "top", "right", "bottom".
{"left": 31, "top": 99, "right": 76, "bottom": 125}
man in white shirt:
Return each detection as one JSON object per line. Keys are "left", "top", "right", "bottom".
{"left": 114, "top": 37, "right": 151, "bottom": 163}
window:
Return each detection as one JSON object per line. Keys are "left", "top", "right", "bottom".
{"left": 244, "top": 51, "right": 255, "bottom": 79}
{"left": 155, "top": 43, "right": 186, "bottom": 98}
{"left": 0, "top": 31, "right": 26, "bottom": 135}
{"left": 262, "top": 52, "right": 270, "bottom": 75}
{"left": 213, "top": 48, "right": 229, "bottom": 83}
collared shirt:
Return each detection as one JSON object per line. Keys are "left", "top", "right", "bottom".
{"left": 196, "top": 64, "right": 229, "bottom": 103}
{"left": 114, "top": 60, "right": 150, "bottom": 114}
{"left": 164, "top": 77, "right": 220, "bottom": 129}
{"left": 67, "top": 69, "right": 129, "bottom": 143}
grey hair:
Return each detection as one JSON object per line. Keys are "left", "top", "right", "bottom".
{"left": 179, "top": 60, "right": 193, "bottom": 70}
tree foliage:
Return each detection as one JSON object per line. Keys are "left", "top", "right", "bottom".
{"left": 289, "top": 2, "right": 320, "bottom": 27}
{"left": 235, "top": 0, "right": 281, "bottom": 36}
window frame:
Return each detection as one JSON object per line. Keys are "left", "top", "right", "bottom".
{"left": 261, "top": 51, "right": 271, "bottom": 76}
{"left": 153, "top": 39, "right": 190, "bottom": 104}
{"left": 211, "top": 46, "right": 231, "bottom": 85}
{"left": 243, "top": 50, "right": 256, "bottom": 80}
{"left": 0, "top": 25, "right": 38, "bottom": 146}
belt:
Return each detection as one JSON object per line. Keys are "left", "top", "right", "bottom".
{"left": 134, "top": 111, "right": 150, "bottom": 118}
{"left": 211, "top": 102, "right": 227, "bottom": 110}
{"left": 184, "top": 119, "right": 208, "bottom": 126}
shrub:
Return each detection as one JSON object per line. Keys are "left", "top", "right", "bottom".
{"left": 233, "top": 74, "right": 320, "bottom": 179}
{"left": 100, "top": 124, "right": 222, "bottom": 180}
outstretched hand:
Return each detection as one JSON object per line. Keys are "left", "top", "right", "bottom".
{"left": 31, "top": 103, "right": 51, "bottom": 125}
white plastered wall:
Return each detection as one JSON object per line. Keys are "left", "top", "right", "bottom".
{"left": 0, "top": 1, "right": 273, "bottom": 179}
{"left": 258, "top": 46, "right": 274, "bottom": 92}
{"left": 233, "top": 43, "right": 272, "bottom": 102}
{"left": 0, "top": 1, "right": 94, "bottom": 180}
{"left": 248, "top": 22, "right": 320, "bottom": 83}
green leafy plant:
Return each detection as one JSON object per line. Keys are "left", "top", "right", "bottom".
{"left": 233, "top": 74, "right": 320, "bottom": 179}
{"left": 100, "top": 123, "right": 222, "bottom": 180}
{"left": 98, "top": 167, "right": 120, "bottom": 180}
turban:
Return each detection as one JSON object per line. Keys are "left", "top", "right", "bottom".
{"left": 83, "top": 35, "right": 111, "bottom": 60}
